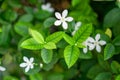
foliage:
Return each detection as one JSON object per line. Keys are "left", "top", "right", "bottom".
{"left": 0, "top": 0, "right": 120, "bottom": 80}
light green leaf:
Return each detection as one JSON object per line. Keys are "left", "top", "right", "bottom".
{"left": 46, "top": 31, "right": 64, "bottom": 43}
{"left": 94, "top": 72, "right": 112, "bottom": 80}
{"left": 30, "top": 73, "right": 43, "bottom": 80}
{"left": 63, "top": 33, "right": 75, "bottom": 45}
{"left": 72, "top": 0, "right": 80, "bottom": 7}
{"left": 29, "top": 28, "right": 44, "bottom": 44}
{"left": 3, "top": 76, "right": 19, "bottom": 80}
{"left": 41, "top": 48, "right": 53, "bottom": 64}
{"left": 43, "top": 17, "right": 56, "bottom": 28}
{"left": 20, "top": 38, "right": 43, "bottom": 50}
{"left": 104, "top": 43, "right": 115, "bottom": 60}
{"left": 116, "top": 75, "right": 120, "bottom": 80}
{"left": 44, "top": 42, "right": 56, "bottom": 49}
{"left": 73, "top": 24, "right": 92, "bottom": 44}
{"left": 64, "top": 45, "right": 80, "bottom": 68}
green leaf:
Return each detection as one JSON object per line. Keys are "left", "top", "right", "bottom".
{"left": 30, "top": 73, "right": 43, "bottom": 80}
{"left": 104, "top": 43, "right": 115, "bottom": 60}
{"left": 46, "top": 31, "right": 64, "bottom": 43}
{"left": 73, "top": 24, "right": 92, "bottom": 44}
{"left": 94, "top": 72, "right": 112, "bottom": 80}
{"left": 20, "top": 38, "right": 43, "bottom": 50}
{"left": 97, "top": 54, "right": 110, "bottom": 70}
{"left": 113, "top": 35, "right": 120, "bottom": 46}
{"left": 29, "top": 28, "right": 44, "bottom": 44}
{"left": 111, "top": 61, "right": 120, "bottom": 74}
{"left": 19, "top": 14, "right": 33, "bottom": 22}
{"left": 63, "top": 33, "right": 75, "bottom": 45}
{"left": 34, "top": 10, "right": 52, "bottom": 20}
{"left": 79, "top": 51, "right": 92, "bottom": 59}
{"left": 0, "top": 24, "right": 11, "bottom": 46}
{"left": 43, "top": 17, "right": 56, "bottom": 28}
{"left": 41, "top": 48, "right": 53, "bottom": 64}
{"left": 44, "top": 42, "right": 56, "bottom": 49}
{"left": 87, "top": 65, "right": 104, "bottom": 79}
{"left": 3, "top": 76, "right": 19, "bottom": 80}
{"left": 14, "top": 21, "right": 31, "bottom": 36}
{"left": 116, "top": 75, "right": 120, "bottom": 80}
{"left": 72, "top": 0, "right": 80, "bottom": 7}
{"left": 64, "top": 45, "right": 80, "bottom": 68}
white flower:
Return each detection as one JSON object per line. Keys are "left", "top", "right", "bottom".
{"left": 20, "top": 56, "right": 34, "bottom": 72}
{"left": 82, "top": 37, "right": 95, "bottom": 53}
{"left": 72, "top": 21, "right": 82, "bottom": 35}
{"left": 54, "top": 9, "right": 73, "bottom": 29}
{"left": 41, "top": 3, "right": 54, "bottom": 12}
{"left": 91, "top": 34, "right": 106, "bottom": 53}
{"left": 0, "top": 66, "right": 6, "bottom": 71}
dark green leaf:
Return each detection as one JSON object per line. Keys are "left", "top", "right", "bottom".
{"left": 19, "top": 14, "right": 33, "bottom": 22}
{"left": 104, "top": 43, "right": 115, "bottom": 60}
{"left": 43, "top": 17, "right": 56, "bottom": 28}
{"left": 94, "top": 72, "right": 112, "bottom": 80}
{"left": 41, "top": 48, "right": 53, "bottom": 64}
{"left": 113, "top": 35, "right": 120, "bottom": 46}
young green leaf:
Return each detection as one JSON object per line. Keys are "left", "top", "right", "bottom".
{"left": 44, "top": 42, "right": 56, "bottom": 49}
{"left": 104, "top": 43, "right": 115, "bottom": 60}
{"left": 63, "top": 33, "right": 75, "bottom": 45}
{"left": 116, "top": 75, "right": 120, "bottom": 80}
{"left": 29, "top": 28, "right": 44, "bottom": 44}
{"left": 41, "top": 48, "right": 53, "bottom": 64}
{"left": 64, "top": 45, "right": 80, "bottom": 68}
{"left": 73, "top": 24, "right": 92, "bottom": 44}
{"left": 46, "top": 31, "right": 64, "bottom": 43}
{"left": 20, "top": 38, "right": 43, "bottom": 50}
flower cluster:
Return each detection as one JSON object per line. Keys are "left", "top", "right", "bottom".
{"left": 41, "top": 3, "right": 54, "bottom": 12}
{"left": 83, "top": 34, "right": 106, "bottom": 53}
{"left": 0, "top": 66, "right": 6, "bottom": 71}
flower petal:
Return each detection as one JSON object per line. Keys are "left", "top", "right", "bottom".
{"left": 83, "top": 48, "right": 88, "bottom": 53}
{"left": 23, "top": 56, "right": 29, "bottom": 63}
{"left": 99, "top": 40, "right": 106, "bottom": 45}
{"left": 25, "top": 66, "right": 30, "bottom": 72}
{"left": 62, "top": 22, "right": 68, "bottom": 29}
{"left": 0, "top": 66, "right": 6, "bottom": 71}
{"left": 30, "top": 57, "right": 34, "bottom": 63}
{"left": 95, "top": 34, "right": 100, "bottom": 41}
{"left": 55, "top": 12, "right": 61, "bottom": 19}
{"left": 96, "top": 44, "right": 101, "bottom": 53}
{"left": 62, "top": 9, "right": 68, "bottom": 18}
{"left": 30, "top": 64, "right": 34, "bottom": 69}
{"left": 75, "top": 22, "right": 82, "bottom": 30}
{"left": 65, "top": 17, "right": 73, "bottom": 22}
{"left": 88, "top": 37, "right": 95, "bottom": 43}
{"left": 72, "top": 30, "right": 76, "bottom": 36}
{"left": 88, "top": 43, "right": 95, "bottom": 50}
{"left": 54, "top": 20, "right": 61, "bottom": 26}
{"left": 20, "top": 63, "right": 27, "bottom": 67}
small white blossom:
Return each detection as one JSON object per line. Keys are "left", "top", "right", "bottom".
{"left": 41, "top": 3, "right": 54, "bottom": 12}
{"left": 0, "top": 66, "right": 6, "bottom": 71}
{"left": 82, "top": 37, "right": 95, "bottom": 53}
{"left": 72, "top": 22, "right": 82, "bottom": 35}
{"left": 54, "top": 9, "right": 73, "bottom": 29}
{"left": 20, "top": 56, "right": 34, "bottom": 72}
{"left": 91, "top": 34, "right": 106, "bottom": 53}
